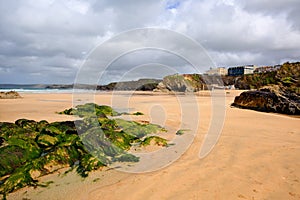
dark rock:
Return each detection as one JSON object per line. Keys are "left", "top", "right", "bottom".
{"left": 0, "top": 137, "right": 4, "bottom": 146}
{"left": 232, "top": 85, "right": 300, "bottom": 115}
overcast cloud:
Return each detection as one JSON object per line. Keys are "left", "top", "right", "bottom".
{"left": 0, "top": 0, "right": 299, "bottom": 84}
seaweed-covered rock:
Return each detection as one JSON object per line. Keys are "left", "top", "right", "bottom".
{"left": 232, "top": 85, "right": 300, "bottom": 115}
{"left": 0, "top": 103, "right": 169, "bottom": 197}
{"left": 15, "top": 119, "right": 37, "bottom": 130}
{"left": 59, "top": 103, "right": 119, "bottom": 118}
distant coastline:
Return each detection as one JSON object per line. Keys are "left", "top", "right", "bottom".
{"left": 1, "top": 61, "right": 299, "bottom": 94}
{"left": 0, "top": 78, "right": 162, "bottom": 93}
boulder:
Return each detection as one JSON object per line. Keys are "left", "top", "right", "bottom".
{"left": 232, "top": 85, "right": 300, "bottom": 115}
{"left": 0, "top": 91, "right": 21, "bottom": 99}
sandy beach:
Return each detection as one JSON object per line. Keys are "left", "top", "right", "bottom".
{"left": 1, "top": 91, "right": 300, "bottom": 200}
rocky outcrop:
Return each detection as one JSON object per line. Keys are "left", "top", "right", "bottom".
{"left": 0, "top": 91, "right": 21, "bottom": 99}
{"left": 154, "top": 74, "right": 210, "bottom": 92}
{"left": 158, "top": 74, "right": 194, "bottom": 92}
{"left": 232, "top": 85, "right": 300, "bottom": 115}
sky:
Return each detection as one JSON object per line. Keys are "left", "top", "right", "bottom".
{"left": 0, "top": 0, "right": 299, "bottom": 84}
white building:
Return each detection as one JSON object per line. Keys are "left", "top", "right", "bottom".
{"left": 205, "top": 67, "right": 228, "bottom": 76}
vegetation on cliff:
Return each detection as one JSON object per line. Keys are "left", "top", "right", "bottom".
{"left": 223, "top": 62, "right": 300, "bottom": 93}
{"left": 97, "top": 79, "right": 160, "bottom": 91}
{"left": 0, "top": 103, "right": 168, "bottom": 199}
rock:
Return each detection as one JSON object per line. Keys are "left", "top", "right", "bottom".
{"left": 0, "top": 91, "right": 21, "bottom": 99}
{"left": 29, "top": 169, "right": 41, "bottom": 179}
{"left": 232, "top": 85, "right": 300, "bottom": 115}
{"left": 153, "top": 82, "right": 170, "bottom": 92}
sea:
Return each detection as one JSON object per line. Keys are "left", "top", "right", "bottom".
{"left": 0, "top": 84, "right": 95, "bottom": 94}
{"left": 0, "top": 88, "right": 78, "bottom": 93}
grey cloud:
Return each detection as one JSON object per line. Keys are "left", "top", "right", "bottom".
{"left": 237, "top": 0, "right": 299, "bottom": 14}
{"left": 237, "top": 0, "right": 300, "bottom": 30}
{"left": 0, "top": 0, "right": 299, "bottom": 84}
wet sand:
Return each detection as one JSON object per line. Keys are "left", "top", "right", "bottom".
{"left": 1, "top": 91, "right": 299, "bottom": 200}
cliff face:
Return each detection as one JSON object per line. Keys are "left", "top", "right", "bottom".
{"left": 154, "top": 74, "right": 222, "bottom": 92}
{"left": 154, "top": 74, "right": 203, "bottom": 92}
{"left": 276, "top": 62, "right": 300, "bottom": 94}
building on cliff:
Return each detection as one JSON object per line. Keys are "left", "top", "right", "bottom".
{"left": 204, "top": 67, "right": 228, "bottom": 76}
{"left": 228, "top": 65, "right": 254, "bottom": 76}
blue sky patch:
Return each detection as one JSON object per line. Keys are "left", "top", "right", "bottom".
{"left": 166, "top": 1, "right": 180, "bottom": 10}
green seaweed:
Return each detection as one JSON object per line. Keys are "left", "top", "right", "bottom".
{"left": 141, "top": 136, "right": 168, "bottom": 147}
{"left": 59, "top": 103, "right": 120, "bottom": 118}
{"left": 132, "top": 112, "right": 144, "bottom": 115}
{"left": 175, "top": 129, "right": 190, "bottom": 136}
{"left": 114, "top": 118, "right": 165, "bottom": 138}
